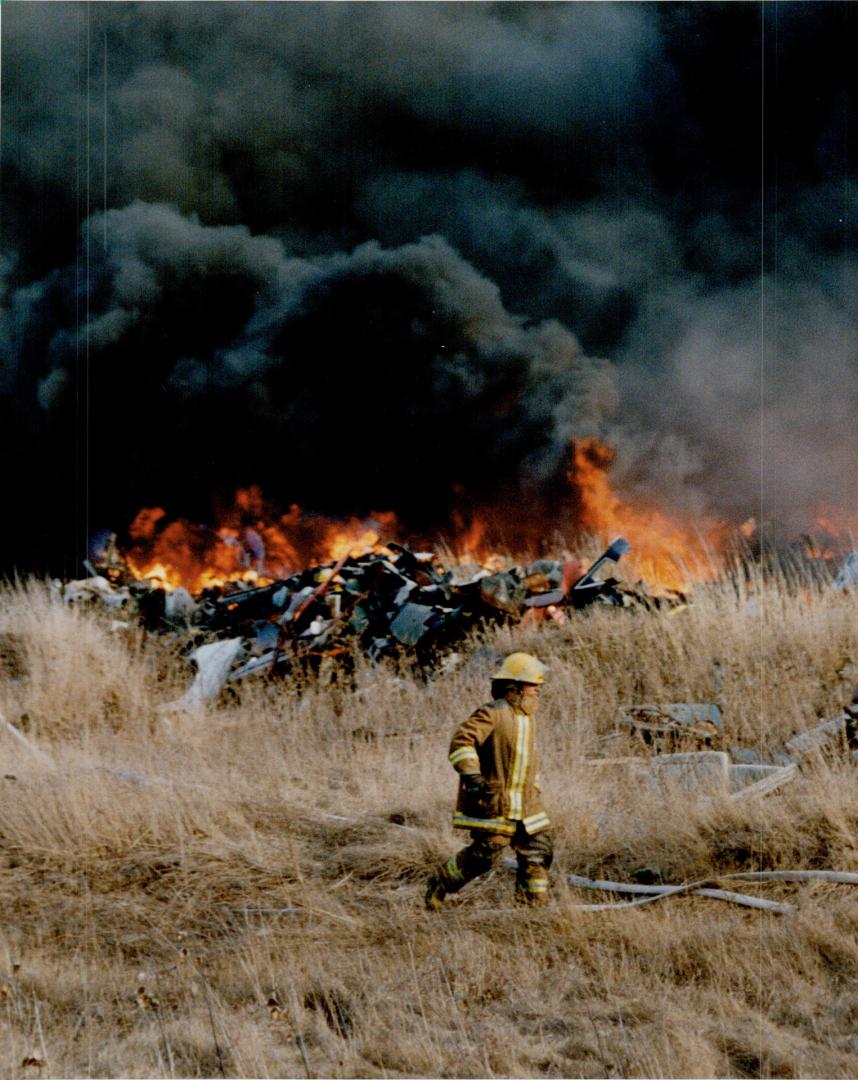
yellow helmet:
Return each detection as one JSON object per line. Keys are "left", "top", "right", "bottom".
{"left": 492, "top": 652, "right": 547, "bottom": 684}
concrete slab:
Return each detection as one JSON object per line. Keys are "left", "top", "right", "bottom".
{"left": 649, "top": 750, "right": 730, "bottom": 794}
{"left": 729, "top": 763, "right": 787, "bottom": 792}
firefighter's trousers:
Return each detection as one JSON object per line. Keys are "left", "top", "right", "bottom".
{"left": 438, "top": 822, "right": 553, "bottom": 903}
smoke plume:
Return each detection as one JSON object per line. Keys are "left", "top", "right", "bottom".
{"left": 1, "top": 2, "right": 855, "bottom": 571}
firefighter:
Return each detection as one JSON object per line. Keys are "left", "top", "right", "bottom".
{"left": 425, "top": 651, "right": 553, "bottom": 911}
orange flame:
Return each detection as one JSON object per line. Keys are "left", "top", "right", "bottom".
{"left": 124, "top": 492, "right": 402, "bottom": 592}
{"left": 813, "top": 514, "right": 858, "bottom": 542}
{"left": 808, "top": 511, "right": 858, "bottom": 562}
{"left": 122, "top": 440, "right": 770, "bottom": 595}
{"left": 739, "top": 517, "right": 756, "bottom": 539}
{"left": 568, "top": 438, "right": 730, "bottom": 590}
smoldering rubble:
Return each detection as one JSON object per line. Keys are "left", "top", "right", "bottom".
{"left": 56, "top": 534, "right": 684, "bottom": 700}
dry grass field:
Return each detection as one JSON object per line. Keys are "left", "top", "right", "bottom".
{"left": 2, "top": 568, "right": 858, "bottom": 1078}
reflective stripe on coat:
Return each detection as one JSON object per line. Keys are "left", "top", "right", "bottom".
{"left": 448, "top": 699, "right": 549, "bottom": 834}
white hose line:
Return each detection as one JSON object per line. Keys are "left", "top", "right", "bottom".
{"left": 727, "top": 870, "right": 858, "bottom": 885}
{"left": 691, "top": 888, "right": 793, "bottom": 913}
{"left": 565, "top": 874, "right": 793, "bottom": 913}
{"left": 565, "top": 868, "right": 858, "bottom": 914}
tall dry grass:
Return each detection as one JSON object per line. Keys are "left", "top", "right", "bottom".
{"left": 2, "top": 569, "right": 858, "bottom": 1077}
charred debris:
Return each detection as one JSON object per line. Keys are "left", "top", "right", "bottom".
{"left": 56, "top": 535, "right": 684, "bottom": 690}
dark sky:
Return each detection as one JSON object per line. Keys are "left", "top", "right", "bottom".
{"left": 1, "top": 2, "right": 855, "bottom": 574}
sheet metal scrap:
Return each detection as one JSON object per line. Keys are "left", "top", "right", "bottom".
{"left": 617, "top": 703, "right": 723, "bottom": 750}
{"left": 477, "top": 571, "right": 527, "bottom": 615}
{"left": 54, "top": 576, "right": 131, "bottom": 610}
{"left": 164, "top": 637, "right": 245, "bottom": 711}
{"left": 521, "top": 539, "right": 685, "bottom": 614}
{"left": 728, "top": 763, "right": 796, "bottom": 801}
{"left": 180, "top": 540, "right": 639, "bottom": 684}
{"left": 72, "top": 532, "right": 684, "bottom": 692}
{"left": 523, "top": 540, "right": 629, "bottom": 610}
{"left": 198, "top": 581, "right": 290, "bottom": 630}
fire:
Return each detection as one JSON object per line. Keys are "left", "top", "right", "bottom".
{"left": 739, "top": 517, "right": 756, "bottom": 539}
{"left": 118, "top": 443, "right": 753, "bottom": 596}
{"left": 568, "top": 438, "right": 730, "bottom": 590}
{"left": 324, "top": 514, "right": 398, "bottom": 563}
{"left": 448, "top": 510, "right": 508, "bottom": 571}
{"left": 808, "top": 512, "right": 858, "bottom": 562}
{"left": 814, "top": 514, "right": 858, "bottom": 545}
{"left": 123, "top": 493, "right": 401, "bottom": 593}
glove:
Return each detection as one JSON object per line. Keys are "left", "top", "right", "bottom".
{"left": 462, "top": 773, "right": 493, "bottom": 817}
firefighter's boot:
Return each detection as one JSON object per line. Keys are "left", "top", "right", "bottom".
{"left": 515, "top": 864, "right": 550, "bottom": 906}
{"left": 424, "top": 874, "right": 447, "bottom": 913}
{"left": 425, "top": 852, "right": 470, "bottom": 912}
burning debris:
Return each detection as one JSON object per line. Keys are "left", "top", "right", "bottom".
{"left": 56, "top": 532, "right": 686, "bottom": 695}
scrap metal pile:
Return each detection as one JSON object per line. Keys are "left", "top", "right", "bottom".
{"left": 58, "top": 535, "right": 684, "bottom": 696}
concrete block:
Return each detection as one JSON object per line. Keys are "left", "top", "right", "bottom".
{"left": 785, "top": 715, "right": 846, "bottom": 758}
{"left": 729, "top": 763, "right": 786, "bottom": 793}
{"left": 729, "top": 763, "right": 797, "bottom": 801}
{"left": 649, "top": 750, "right": 730, "bottom": 794}
{"left": 730, "top": 746, "right": 767, "bottom": 765}
{"left": 584, "top": 757, "right": 650, "bottom": 783}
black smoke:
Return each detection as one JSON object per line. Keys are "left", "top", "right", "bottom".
{"left": 1, "top": 2, "right": 855, "bottom": 573}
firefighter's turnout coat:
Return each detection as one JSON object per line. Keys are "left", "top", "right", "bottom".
{"left": 448, "top": 699, "right": 550, "bottom": 835}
